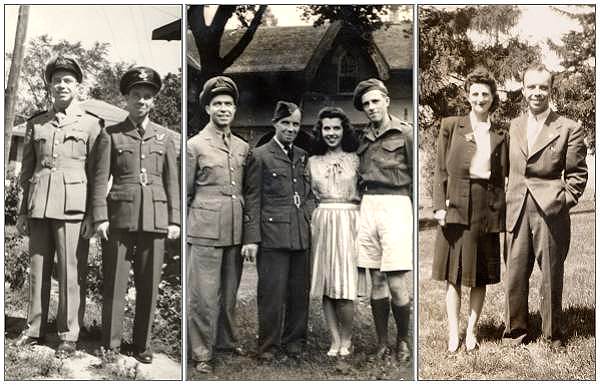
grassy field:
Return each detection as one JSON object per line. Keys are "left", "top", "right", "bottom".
{"left": 187, "top": 267, "right": 414, "bottom": 380}
{"left": 418, "top": 209, "right": 595, "bottom": 380}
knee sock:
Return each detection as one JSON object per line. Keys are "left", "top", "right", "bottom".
{"left": 370, "top": 298, "right": 390, "bottom": 346}
{"left": 391, "top": 303, "right": 410, "bottom": 344}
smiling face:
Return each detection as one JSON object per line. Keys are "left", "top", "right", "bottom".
{"left": 467, "top": 82, "right": 493, "bottom": 117}
{"left": 321, "top": 117, "right": 343, "bottom": 150}
{"left": 125, "top": 85, "right": 156, "bottom": 121}
{"left": 274, "top": 108, "right": 301, "bottom": 145}
{"left": 361, "top": 89, "right": 390, "bottom": 123}
{"left": 50, "top": 70, "right": 79, "bottom": 109}
{"left": 205, "top": 93, "right": 236, "bottom": 129}
{"left": 522, "top": 69, "right": 552, "bottom": 114}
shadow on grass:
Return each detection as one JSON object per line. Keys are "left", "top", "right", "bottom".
{"left": 475, "top": 305, "right": 595, "bottom": 344}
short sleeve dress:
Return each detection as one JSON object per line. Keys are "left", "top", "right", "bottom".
{"left": 308, "top": 151, "right": 361, "bottom": 300}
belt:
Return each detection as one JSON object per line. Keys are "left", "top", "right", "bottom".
{"left": 114, "top": 172, "right": 162, "bottom": 186}
{"left": 40, "top": 157, "right": 85, "bottom": 169}
{"left": 363, "top": 183, "right": 410, "bottom": 196}
{"left": 318, "top": 202, "right": 359, "bottom": 209}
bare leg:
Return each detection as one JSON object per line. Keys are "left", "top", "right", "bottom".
{"left": 336, "top": 299, "right": 355, "bottom": 355}
{"left": 466, "top": 286, "right": 486, "bottom": 350}
{"left": 446, "top": 282, "right": 461, "bottom": 352}
{"left": 323, "top": 296, "right": 340, "bottom": 355}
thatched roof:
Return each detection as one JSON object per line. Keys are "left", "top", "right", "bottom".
{"left": 187, "top": 21, "right": 412, "bottom": 74}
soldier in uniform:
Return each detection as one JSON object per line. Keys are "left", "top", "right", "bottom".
{"left": 353, "top": 78, "right": 413, "bottom": 362}
{"left": 15, "top": 56, "right": 103, "bottom": 357}
{"left": 187, "top": 76, "right": 249, "bottom": 373}
{"left": 92, "top": 67, "right": 180, "bottom": 364}
{"left": 241, "top": 101, "right": 314, "bottom": 360}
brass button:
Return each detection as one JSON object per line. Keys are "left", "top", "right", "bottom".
{"left": 51, "top": 167, "right": 56, "bottom": 171}
{"left": 55, "top": 140, "right": 60, "bottom": 145}
{"left": 232, "top": 194, "right": 236, "bottom": 199}
{"left": 231, "top": 181, "right": 236, "bottom": 186}
{"left": 141, "top": 154, "right": 146, "bottom": 159}
{"left": 268, "top": 217, "right": 273, "bottom": 222}
{"left": 52, "top": 154, "right": 58, "bottom": 158}
{"left": 141, "top": 168, "right": 146, "bottom": 172}
{"left": 293, "top": 178, "right": 297, "bottom": 183}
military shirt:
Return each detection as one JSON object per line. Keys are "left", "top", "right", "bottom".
{"left": 187, "top": 123, "right": 249, "bottom": 246}
{"left": 19, "top": 102, "right": 103, "bottom": 220}
{"left": 92, "top": 118, "right": 180, "bottom": 233}
{"left": 357, "top": 114, "right": 413, "bottom": 195}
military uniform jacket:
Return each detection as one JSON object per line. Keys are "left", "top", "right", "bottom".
{"left": 506, "top": 111, "right": 587, "bottom": 232}
{"left": 19, "top": 103, "right": 103, "bottom": 220}
{"left": 357, "top": 115, "right": 413, "bottom": 194}
{"left": 433, "top": 115, "right": 508, "bottom": 231}
{"left": 92, "top": 118, "right": 180, "bottom": 233}
{"left": 243, "top": 139, "right": 315, "bottom": 250}
{"left": 187, "top": 123, "right": 249, "bottom": 246}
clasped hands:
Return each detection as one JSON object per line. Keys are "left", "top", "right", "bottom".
{"left": 241, "top": 243, "right": 258, "bottom": 262}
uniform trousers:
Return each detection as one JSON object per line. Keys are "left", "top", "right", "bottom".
{"left": 257, "top": 248, "right": 310, "bottom": 354}
{"left": 102, "top": 229, "right": 164, "bottom": 351}
{"left": 504, "top": 192, "right": 570, "bottom": 341}
{"left": 187, "top": 245, "right": 243, "bottom": 362}
{"left": 26, "top": 219, "right": 89, "bottom": 342}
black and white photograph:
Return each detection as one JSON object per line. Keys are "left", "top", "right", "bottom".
{"left": 418, "top": 4, "right": 595, "bottom": 380}
{"left": 4, "top": 5, "right": 183, "bottom": 380}
{"left": 185, "top": 4, "right": 415, "bottom": 380}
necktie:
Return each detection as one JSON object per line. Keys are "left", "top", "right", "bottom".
{"left": 223, "top": 133, "right": 230, "bottom": 149}
{"left": 137, "top": 123, "right": 145, "bottom": 138}
{"left": 286, "top": 144, "right": 293, "bottom": 161}
{"left": 55, "top": 112, "right": 65, "bottom": 125}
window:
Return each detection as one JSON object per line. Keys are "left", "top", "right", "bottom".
{"left": 338, "top": 52, "right": 359, "bottom": 94}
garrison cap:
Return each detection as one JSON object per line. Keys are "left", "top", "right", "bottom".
{"left": 45, "top": 55, "right": 83, "bottom": 83}
{"left": 353, "top": 78, "right": 389, "bottom": 111}
{"left": 199, "top": 76, "right": 239, "bottom": 107}
{"left": 119, "top": 66, "right": 162, "bottom": 95}
{"left": 272, "top": 101, "right": 300, "bottom": 123}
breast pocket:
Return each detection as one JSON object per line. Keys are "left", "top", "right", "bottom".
{"left": 32, "top": 129, "right": 50, "bottom": 157}
{"left": 378, "top": 137, "right": 406, "bottom": 169}
{"left": 150, "top": 143, "right": 166, "bottom": 173}
{"left": 64, "top": 129, "right": 88, "bottom": 158}
{"left": 264, "top": 167, "right": 289, "bottom": 197}
{"left": 63, "top": 170, "right": 87, "bottom": 213}
{"left": 115, "top": 144, "right": 136, "bottom": 174}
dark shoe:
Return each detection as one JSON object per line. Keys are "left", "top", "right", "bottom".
{"left": 396, "top": 340, "right": 411, "bottom": 362}
{"left": 135, "top": 348, "right": 153, "bottom": 364}
{"left": 13, "top": 334, "right": 42, "bottom": 347}
{"left": 285, "top": 343, "right": 303, "bottom": 358}
{"left": 55, "top": 341, "right": 77, "bottom": 357}
{"left": 374, "top": 344, "right": 391, "bottom": 360}
{"left": 217, "top": 346, "right": 247, "bottom": 356}
{"left": 502, "top": 330, "right": 527, "bottom": 346}
{"left": 195, "top": 360, "right": 213, "bottom": 373}
{"left": 258, "top": 350, "right": 276, "bottom": 361}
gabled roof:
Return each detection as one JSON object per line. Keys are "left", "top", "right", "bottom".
{"left": 187, "top": 21, "right": 412, "bottom": 74}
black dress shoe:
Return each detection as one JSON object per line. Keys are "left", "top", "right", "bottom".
{"left": 285, "top": 343, "right": 303, "bottom": 358}
{"left": 55, "top": 341, "right": 77, "bottom": 357}
{"left": 13, "top": 334, "right": 42, "bottom": 347}
{"left": 195, "top": 360, "right": 213, "bottom": 373}
{"left": 217, "top": 346, "right": 247, "bottom": 356}
{"left": 135, "top": 348, "right": 153, "bottom": 364}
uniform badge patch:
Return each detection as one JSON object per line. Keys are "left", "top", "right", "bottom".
{"left": 156, "top": 133, "right": 165, "bottom": 141}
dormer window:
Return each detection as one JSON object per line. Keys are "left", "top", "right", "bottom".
{"left": 338, "top": 52, "right": 359, "bottom": 94}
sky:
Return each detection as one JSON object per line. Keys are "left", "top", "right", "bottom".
{"left": 4, "top": 5, "right": 181, "bottom": 76}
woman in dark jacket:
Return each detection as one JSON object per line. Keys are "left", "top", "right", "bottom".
{"left": 431, "top": 67, "right": 507, "bottom": 352}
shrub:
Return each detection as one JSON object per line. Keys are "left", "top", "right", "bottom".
{"left": 5, "top": 175, "right": 21, "bottom": 225}
{"left": 5, "top": 226, "right": 29, "bottom": 290}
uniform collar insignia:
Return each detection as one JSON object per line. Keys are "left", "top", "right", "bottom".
{"left": 156, "top": 133, "right": 165, "bottom": 141}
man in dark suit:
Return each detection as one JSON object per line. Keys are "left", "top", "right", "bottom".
{"left": 503, "top": 63, "right": 588, "bottom": 347}
{"left": 241, "top": 101, "right": 314, "bottom": 360}
{"left": 15, "top": 56, "right": 103, "bottom": 357}
{"left": 187, "top": 76, "right": 249, "bottom": 373}
{"left": 92, "top": 67, "right": 180, "bottom": 363}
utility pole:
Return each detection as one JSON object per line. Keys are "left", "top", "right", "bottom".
{"left": 4, "top": 5, "right": 30, "bottom": 172}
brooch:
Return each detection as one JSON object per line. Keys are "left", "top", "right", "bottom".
{"left": 465, "top": 133, "right": 475, "bottom": 143}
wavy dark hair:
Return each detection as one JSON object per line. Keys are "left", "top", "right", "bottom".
{"left": 463, "top": 66, "right": 500, "bottom": 113}
{"left": 312, "top": 106, "right": 359, "bottom": 155}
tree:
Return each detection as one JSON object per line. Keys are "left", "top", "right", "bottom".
{"left": 151, "top": 70, "right": 182, "bottom": 132}
{"left": 548, "top": 6, "right": 595, "bottom": 151}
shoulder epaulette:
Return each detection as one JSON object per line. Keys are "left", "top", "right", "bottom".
{"left": 27, "top": 110, "right": 48, "bottom": 121}
{"left": 231, "top": 133, "right": 248, "bottom": 144}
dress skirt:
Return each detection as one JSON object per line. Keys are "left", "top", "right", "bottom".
{"left": 310, "top": 202, "right": 360, "bottom": 300}
{"left": 431, "top": 179, "right": 501, "bottom": 287}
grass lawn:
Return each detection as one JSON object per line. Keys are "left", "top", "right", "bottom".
{"left": 418, "top": 209, "right": 595, "bottom": 380}
{"left": 187, "top": 266, "right": 414, "bottom": 380}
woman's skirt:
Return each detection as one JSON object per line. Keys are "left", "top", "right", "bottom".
{"left": 431, "top": 179, "right": 501, "bottom": 287}
{"left": 310, "top": 202, "right": 360, "bottom": 300}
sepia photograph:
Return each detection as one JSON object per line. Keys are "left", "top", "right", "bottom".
{"left": 418, "top": 4, "right": 595, "bottom": 380}
{"left": 4, "top": 4, "right": 182, "bottom": 380}
{"left": 185, "top": 4, "right": 414, "bottom": 380}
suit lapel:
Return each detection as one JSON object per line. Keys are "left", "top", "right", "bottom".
{"left": 511, "top": 114, "right": 528, "bottom": 158}
{"left": 528, "top": 111, "right": 561, "bottom": 159}
{"left": 456, "top": 115, "right": 476, "bottom": 151}
{"left": 122, "top": 118, "right": 141, "bottom": 140}
{"left": 268, "top": 139, "right": 291, "bottom": 164}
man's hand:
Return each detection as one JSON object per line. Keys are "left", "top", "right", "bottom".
{"left": 80, "top": 215, "right": 95, "bottom": 239}
{"left": 241, "top": 243, "right": 258, "bottom": 262}
{"left": 434, "top": 209, "right": 447, "bottom": 227}
{"left": 167, "top": 225, "right": 180, "bottom": 240}
{"left": 16, "top": 214, "right": 29, "bottom": 236}
{"left": 96, "top": 221, "right": 110, "bottom": 241}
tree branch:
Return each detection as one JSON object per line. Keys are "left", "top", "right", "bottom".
{"left": 222, "top": 5, "right": 267, "bottom": 69}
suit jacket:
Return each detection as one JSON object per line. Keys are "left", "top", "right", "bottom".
{"left": 242, "top": 138, "right": 315, "bottom": 250}
{"left": 433, "top": 115, "right": 508, "bottom": 231}
{"left": 19, "top": 103, "right": 103, "bottom": 220}
{"left": 506, "top": 110, "right": 587, "bottom": 232}
{"left": 186, "top": 123, "right": 249, "bottom": 246}
{"left": 92, "top": 118, "right": 180, "bottom": 233}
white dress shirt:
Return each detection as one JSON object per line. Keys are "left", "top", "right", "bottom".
{"left": 468, "top": 111, "right": 492, "bottom": 180}
{"left": 526, "top": 108, "right": 551, "bottom": 154}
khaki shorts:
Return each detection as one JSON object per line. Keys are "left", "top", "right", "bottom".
{"left": 357, "top": 194, "right": 413, "bottom": 271}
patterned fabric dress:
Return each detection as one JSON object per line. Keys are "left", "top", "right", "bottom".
{"left": 308, "top": 151, "right": 361, "bottom": 300}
